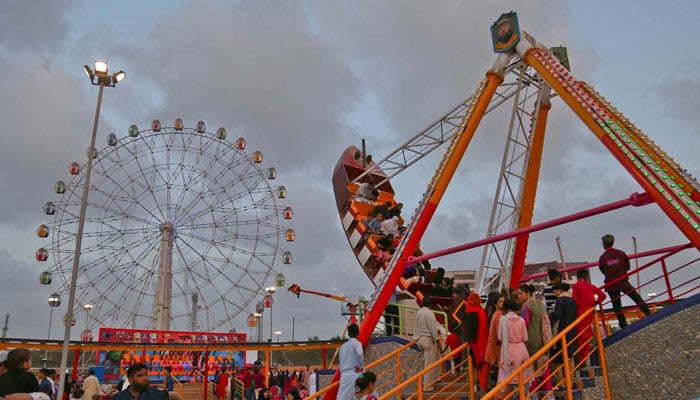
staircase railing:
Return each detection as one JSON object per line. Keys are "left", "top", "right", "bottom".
{"left": 379, "top": 341, "right": 473, "bottom": 400}
{"left": 480, "top": 307, "right": 611, "bottom": 400}
{"left": 307, "top": 339, "right": 419, "bottom": 400}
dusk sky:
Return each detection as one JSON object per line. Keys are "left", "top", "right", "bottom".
{"left": 0, "top": 1, "right": 698, "bottom": 343}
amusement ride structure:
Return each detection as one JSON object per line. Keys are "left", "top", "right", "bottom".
{"left": 37, "top": 119, "right": 295, "bottom": 334}
{"left": 326, "top": 11, "right": 700, "bottom": 399}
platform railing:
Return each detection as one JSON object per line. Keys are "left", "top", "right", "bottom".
{"left": 597, "top": 243, "right": 699, "bottom": 335}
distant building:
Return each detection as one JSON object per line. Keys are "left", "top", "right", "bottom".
{"left": 480, "top": 260, "right": 588, "bottom": 294}
{"left": 445, "top": 269, "right": 477, "bottom": 291}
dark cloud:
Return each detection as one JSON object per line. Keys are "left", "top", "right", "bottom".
{"left": 100, "top": 0, "right": 360, "bottom": 179}
{"left": 0, "top": 0, "right": 76, "bottom": 52}
{"left": 0, "top": 55, "right": 95, "bottom": 227}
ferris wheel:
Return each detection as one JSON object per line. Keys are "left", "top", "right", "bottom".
{"left": 36, "top": 118, "right": 295, "bottom": 332}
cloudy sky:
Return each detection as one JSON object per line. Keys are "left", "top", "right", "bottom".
{"left": 1, "top": 1, "right": 698, "bottom": 343}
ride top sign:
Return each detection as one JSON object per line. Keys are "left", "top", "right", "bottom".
{"left": 97, "top": 327, "right": 247, "bottom": 382}
{"left": 98, "top": 327, "right": 246, "bottom": 344}
{"left": 490, "top": 11, "right": 521, "bottom": 53}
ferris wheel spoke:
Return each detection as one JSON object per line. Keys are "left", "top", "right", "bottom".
{"left": 174, "top": 230, "right": 258, "bottom": 256}
{"left": 173, "top": 242, "right": 225, "bottom": 297}
{"left": 170, "top": 167, "right": 227, "bottom": 225}
{"left": 182, "top": 156, "right": 268, "bottom": 222}
{"left": 177, "top": 157, "right": 265, "bottom": 222}
{"left": 97, "top": 230, "right": 162, "bottom": 264}
{"left": 170, "top": 167, "right": 218, "bottom": 225}
{"left": 175, "top": 238, "right": 244, "bottom": 291}
{"left": 91, "top": 160, "right": 166, "bottom": 225}
{"left": 126, "top": 143, "right": 169, "bottom": 222}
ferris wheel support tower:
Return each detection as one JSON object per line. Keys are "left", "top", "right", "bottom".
{"left": 152, "top": 222, "right": 175, "bottom": 330}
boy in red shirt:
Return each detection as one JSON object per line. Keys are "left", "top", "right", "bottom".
{"left": 572, "top": 269, "right": 606, "bottom": 363}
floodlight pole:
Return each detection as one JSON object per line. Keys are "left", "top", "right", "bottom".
{"left": 56, "top": 62, "right": 123, "bottom": 400}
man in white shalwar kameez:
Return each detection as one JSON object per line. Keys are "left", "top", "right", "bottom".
{"left": 337, "top": 324, "right": 364, "bottom": 400}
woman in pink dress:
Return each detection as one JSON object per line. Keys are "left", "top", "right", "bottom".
{"left": 497, "top": 299, "right": 532, "bottom": 396}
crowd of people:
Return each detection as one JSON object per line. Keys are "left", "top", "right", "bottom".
{"left": 397, "top": 233, "right": 651, "bottom": 398}
{"left": 0, "top": 349, "right": 188, "bottom": 400}
{"left": 231, "top": 364, "right": 318, "bottom": 400}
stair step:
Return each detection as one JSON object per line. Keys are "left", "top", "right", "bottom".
{"left": 554, "top": 388, "right": 583, "bottom": 400}
{"left": 423, "top": 391, "right": 471, "bottom": 400}
{"left": 574, "top": 377, "right": 596, "bottom": 389}
{"left": 576, "top": 365, "right": 603, "bottom": 378}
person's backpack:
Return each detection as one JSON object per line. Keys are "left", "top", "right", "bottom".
{"left": 463, "top": 312, "right": 479, "bottom": 342}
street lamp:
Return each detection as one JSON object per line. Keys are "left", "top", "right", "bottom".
{"left": 45, "top": 293, "right": 61, "bottom": 367}
{"left": 264, "top": 286, "right": 276, "bottom": 341}
{"left": 274, "top": 330, "right": 282, "bottom": 342}
{"left": 81, "top": 304, "right": 94, "bottom": 373}
{"left": 82, "top": 304, "right": 94, "bottom": 340}
{"left": 56, "top": 61, "right": 125, "bottom": 400}
{"left": 256, "top": 301, "right": 265, "bottom": 342}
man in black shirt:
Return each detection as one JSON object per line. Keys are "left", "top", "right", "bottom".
{"left": 598, "top": 234, "right": 650, "bottom": 328}
{"left": 109, "top": 364, "right": 167, "bottom": 400}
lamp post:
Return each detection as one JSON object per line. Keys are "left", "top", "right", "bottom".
{"left": 255, "top": 301, "right": 264, "bottom": 343}
{"left": 56, "top": 61, "right": 125, "bottom": 400}
{"left": 45, "top": 293, "right": 61, "bottom": 368}
{"left": 264, "top": 286, "right": 276, "bottom": 341}
{"left": 81, "top": 304, "right": 94, "bottom": 373}
{"left": 82, "top": 304, "right": 94, "bottom": 340}
{"left": 274, "top": 330, "right": 282, "bottom": 342}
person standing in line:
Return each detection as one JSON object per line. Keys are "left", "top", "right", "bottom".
{"left": 38, "top": 369, "right": 53, "bottom": 399}
{"left": 413, "top": 297, "right": 440, "bottom": 393}
{"left": 163, "top": 366, "right": 182, "bottom": 399}
{"left": 108, "top": 363, "right": 167, "bottom": 400}
{"left": 253, "top": 367, "right": 265, "bottom": 399}
{"left": 81, "top": 370, "right": 101, "bottom": 400}
{"left": 307, "top": 368, "right": 318, "bottom": 396}
{"left": 572, "top": 268, "right": 606, "bottom": 363}
{"left": 484, "top": 292, "right": 506, "bottom": 391}
{"left": 518, "top": 284, "right": 553, "bottom": 397}
{"left": 497, "top": 299, "right": 532, "bottom": 399}
{"left": 117, "top": 370, "right": 129, "bottom": 392}
{"left": 338, "top": 324, "right": 364, "bottom": 400}
{"left": 214, "top": 369, "right": 228, "bottom": 400}
{"left": 49, "top": 370, "right": 59, "bottom": 400}
{"left": 452, "top": 292, "right": 488, "bottom": 393}
{"left": 598, "top": 234, "right": 650, "bottom": 328}
{"left": 353, "top": 371, "right": 379, "bottom": 400}
{"left": 243, "top": 367, "right": 255, "bottom": 400}
{"left": 550, "top": 282, "right": 578, "bottom": 388}
{"left": 101, "top": 381, "right": 114, "bottom": 398}
{"left": 542, "top": 269, "right": 562, "bottom": 316}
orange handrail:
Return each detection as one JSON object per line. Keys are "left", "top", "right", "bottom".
{"left": 379, "top": 341, "right": 472, "bottom": 400}
{"left": 305, "top": 339, "right": 418, "bottom": 400}
{"left": 479, "top": 307, "right": 610, "bottom": 400}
